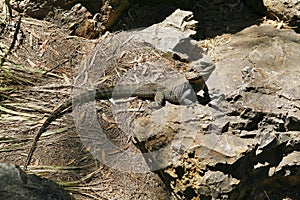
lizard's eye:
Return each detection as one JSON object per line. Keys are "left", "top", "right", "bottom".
{"left": 202, "top": 61, "right": 213, "bottom": 66}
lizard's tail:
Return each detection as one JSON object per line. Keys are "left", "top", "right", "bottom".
{"left": 24, "top": 99, "right": 73, "bottom": 170}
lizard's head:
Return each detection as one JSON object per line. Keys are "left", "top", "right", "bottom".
{"left": 184, "top": 58, "right": 215, "bottom": 92}
{"left": 185, "top": 59, "right": 216, "bottom": 82}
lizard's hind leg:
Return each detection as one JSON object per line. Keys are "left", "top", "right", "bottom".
{"left": 143, "top": 91, "right": 165, "bottom": 115}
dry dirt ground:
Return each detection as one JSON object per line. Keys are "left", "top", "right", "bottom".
{"left": 0, "top": 1, "right": 295, "bottom": 199}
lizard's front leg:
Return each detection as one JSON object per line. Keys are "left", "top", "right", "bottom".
{"left": 153, "top": 90, "right": 165, "bottom": 107}
{"left": 197, "top": 83, "right": 211, "bottom": 105}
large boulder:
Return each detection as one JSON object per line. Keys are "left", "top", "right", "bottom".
{"left": 134, "top": 24, "right": 300, "bottom": 199}
{"left": 0, "top": 163, "right": 74, "bottom": 200}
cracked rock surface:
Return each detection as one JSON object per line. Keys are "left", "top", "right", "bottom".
{"left": 134, "top": 24, "right": 300, "bottom": 199}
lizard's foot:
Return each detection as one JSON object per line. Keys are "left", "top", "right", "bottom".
{"left": 143, "top": 102, "right": 163, "bottom": 115}
{"left": 197, "top": 91, "right": 211, "bottom": 105}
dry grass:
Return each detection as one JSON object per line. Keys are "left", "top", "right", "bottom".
{"left": 0, "top": 9, "right": 169, "bottom": 199}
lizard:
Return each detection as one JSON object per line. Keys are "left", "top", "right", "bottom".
{"left": 24, "top": 60, "right": 215, "bottom": 170}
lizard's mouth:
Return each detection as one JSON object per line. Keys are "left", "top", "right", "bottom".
{"left": 187, "top": 59, "right": 216, "bottom": 81}
{"left": 185, "top": 72, "right": 205, "bottom": 85}
{"left": 185, "top": 71, "right": 204, "bottom": 81}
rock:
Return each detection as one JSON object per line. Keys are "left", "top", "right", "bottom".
{"left": 133, "top": 24, "right": 300, "bottom": 199}
{"left": 245, "top": 0, "right": 300, "bottom": 29}
{"left": 0, "top": 163, "right": 74, "bottom": 200}
{"left": 101, "top": 0, "right": 130, "bottom": 30}
{"left": 11, "top": 0, "right": 103, "bottom": 19}
{"left": 12, "top": 0, "right": 53, "bottom": 19}
{"left": 118, "top": 9, "right": 199, "bottom": 58}
{"left": 11, "top": 0, "right": 104, "bottom": 38}
{"left": 110, "top": 9, "right": 214, "bottom": 72}
{"left": 46, "top": 3, "right": 105, "bottom": 39}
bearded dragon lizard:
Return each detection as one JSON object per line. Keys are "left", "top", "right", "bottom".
{"left": 24, "top": 60, "right": 215, "bottom": 170}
